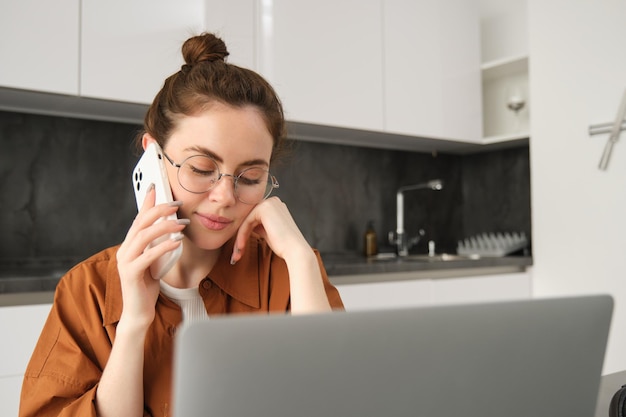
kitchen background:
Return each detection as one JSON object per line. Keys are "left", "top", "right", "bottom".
{"left": 0, "top": 110, "right": 530, "bottom": 264}
{"left": 1, "top": 3, "right": 626, "bottom": 416}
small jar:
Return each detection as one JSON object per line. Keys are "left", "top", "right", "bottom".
{"left": 364, "top": 221, "right": 378, "bottom": 257}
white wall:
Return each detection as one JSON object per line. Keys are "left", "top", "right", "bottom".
{"left": 528, "top": 0, "right": 626, "bottom": 374}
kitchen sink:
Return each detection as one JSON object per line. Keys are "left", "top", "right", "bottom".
{"left": 370, "top": 253, "right": 480, "bottom": 262}
{"left": 405, "top": 253, "right": 480, "bottom": 262}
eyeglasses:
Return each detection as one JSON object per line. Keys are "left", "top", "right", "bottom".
{"left": 162, "top": 152, "right": 279, "bottom": 205}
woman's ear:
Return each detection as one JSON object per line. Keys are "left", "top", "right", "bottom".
{"left": 142, "top": 133, "right": 157, "bottom": 151}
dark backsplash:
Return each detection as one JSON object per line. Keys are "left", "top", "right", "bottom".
{"left": 0, "top": 110, "right": 531, "bottom": 263}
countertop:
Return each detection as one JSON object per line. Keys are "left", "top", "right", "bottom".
{"left": 0, "top": 257, "right": 79, "bottom": 294}
{"left": 0, "top": 253, "right": 533, "bottom": 305}
{"left": 322, "top": 252, "right": 532, "bottom": 276}
{"left": 322, "top": 252, "right": 532, "bottom": 285}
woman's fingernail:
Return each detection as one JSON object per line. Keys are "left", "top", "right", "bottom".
{"left": 230, "top": 246, "right": 241, "bottom": 265}
{"left": 148, "top": 183, "right": 155, "bottom": 192}
{"left": 168, "top": 201, "right": 183, "bottom": 207}
{"left": 176, "top": 219, "right": 190, "bottom": 225}
{"left": 171, "top": 233, "right": 184, "bottom": 242}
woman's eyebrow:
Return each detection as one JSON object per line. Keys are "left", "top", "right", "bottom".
{"left": 240, "top": 158, "right": 270, "bottom": 168}
{"left": 185, "top": 145, "right": 222, "bottom": 162}
{"left": 184, "top": 145, "right": 269, "bottom": 167}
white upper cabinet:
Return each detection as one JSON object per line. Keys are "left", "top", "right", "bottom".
{"left": 80, "top": 0, "right": 205, "bottom": 104}
{"left": 0, "top": 0, "right": 489, "bottom": 148}
{"left": 256, "top": 0, "right": 385, "bottom": 131}
{"left": 205, "top": 0, "right": 257, "bottom": 71}
{"left": 0, "top": 0, "right": 79, "bottom": 95}
{"left": 384, "top": 0, "right": 482, "bottom": 142}
{"left": 480, "top": 0, "right": 528, "bottom": 64}
{"left": 254, "top": 0, "right": 481, "bottom": 140}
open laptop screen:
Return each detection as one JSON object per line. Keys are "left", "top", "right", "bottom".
{"left": 173, "top": 295, "right": 612, "bottom": 417}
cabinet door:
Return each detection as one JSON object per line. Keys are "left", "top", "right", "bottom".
{"left": 336, "top": 279, "right": 431, "bottom": 311}
{"left": 0, "top": 0, "right": 79, "bottom": 95}
{"left": 333, "top": 271, "right": 531, "bottom": 311}
{"left": 0, "top": 304, "right": 52, "bottom": 417}
{"left": 430, "top": 272, "right": 531, "bottom": 305}
{"left": 204, "top": 0, "right": 256, "bottom": 70}
{"left": 383, "top": 0, "right": 482, "bottom": 141}
{"left": 81, "top": 0, "right": 205, "bottom": 104}
{"left": 258, "top": 0, "right": 384, "bottom": 131}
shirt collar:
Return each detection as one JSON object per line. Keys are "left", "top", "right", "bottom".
{"left": 103, "top": 237, "right": 263, "bottom": 326}
{"left": 103, "top": 250, "right": 123, "bottom": 326}
{"left": 204, "top": 237, "right": 261, "bottom": 309}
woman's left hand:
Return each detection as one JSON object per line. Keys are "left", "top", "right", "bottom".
{"left": 230, "top": 197, "right": 310, "bottom": 264}
{"left": 232, "top": 197, "right": 332, "bottom": 313}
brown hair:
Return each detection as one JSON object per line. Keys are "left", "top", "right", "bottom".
{"left": 137, "top": 32, "right": 288, "bottom": 162}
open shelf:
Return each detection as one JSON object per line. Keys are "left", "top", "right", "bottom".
{"left": 481, "top": 55, "right": 528, "bottom": 80}
{"left": 482, "top": 132, "right": 529, "bottom": 144}
{"left": 481, "top": 55, "right": 529, "bottom": 140}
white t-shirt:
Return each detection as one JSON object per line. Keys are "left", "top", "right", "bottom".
{"left": 159, "top": 280, "right": 209, "bottom": 322}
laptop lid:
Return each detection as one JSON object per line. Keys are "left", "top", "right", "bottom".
{"left": 173, "top": 295, "right": 613, "bottom": 417}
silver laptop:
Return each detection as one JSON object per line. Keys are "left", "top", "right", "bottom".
{"left": 173, "top": 295, "right": 613, "bottom": 417}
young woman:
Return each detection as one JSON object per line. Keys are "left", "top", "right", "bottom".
{"left": 19, "top": 33, "right": 344, "bottom": 417}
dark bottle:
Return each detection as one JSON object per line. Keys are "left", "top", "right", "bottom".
{"left": 364, "top": 221, "right": 378, "bottom": 257}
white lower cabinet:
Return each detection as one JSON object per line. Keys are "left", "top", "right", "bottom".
{"left": 0, "top": 303, "right": 52, "bottom": 417}
{"left": 430, "top": 272, "right": 531, "bottom": 305}
{"left": 335, "top": 271, "right": 531, "bottom": 311}
{"left": 335, "top": 279, "right": 431, "bottom": 312}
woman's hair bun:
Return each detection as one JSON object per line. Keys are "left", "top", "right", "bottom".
{"left": 182, "top": 32, "right": 230, "bottom": 66}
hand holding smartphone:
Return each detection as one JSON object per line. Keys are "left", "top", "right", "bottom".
{"left": 132, "top": 142, "right": 183, "bottom": 280}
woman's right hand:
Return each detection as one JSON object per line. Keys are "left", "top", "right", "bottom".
{"left": 115, "top": 185, "right": 187, "bottom": 330}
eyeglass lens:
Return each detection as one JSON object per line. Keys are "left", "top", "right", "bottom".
{"left": 177, "top": 155, "right": 275, "bottom": 204}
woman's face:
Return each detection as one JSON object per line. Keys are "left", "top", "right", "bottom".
{"left": 158, "top": 103, "right": 274, "bottom": 251}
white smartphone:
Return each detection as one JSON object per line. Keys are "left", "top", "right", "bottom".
{"left": 132, "top": 142, "right": 183, "bottom": 280}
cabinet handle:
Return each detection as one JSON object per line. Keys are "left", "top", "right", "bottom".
{"left": 588, "top": 121, "right": 626, "bottom": 136}
{"left": 593, "top": 89, "right": 626, "bottom": 170}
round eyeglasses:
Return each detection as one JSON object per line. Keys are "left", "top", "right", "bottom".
{"left": 162, "top": 152, "right": 279, "bottom": 205}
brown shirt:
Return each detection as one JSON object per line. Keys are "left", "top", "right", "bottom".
{"left": 19, "top": 236, "right": 344, "bottom": 417}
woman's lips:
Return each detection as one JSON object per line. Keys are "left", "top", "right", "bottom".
{"left": 196, "top": 213, "right": 233, "bottom": 231}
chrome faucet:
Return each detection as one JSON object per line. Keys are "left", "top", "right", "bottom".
{"left": 390, "top": 179, "right": 444, "bottom": 256}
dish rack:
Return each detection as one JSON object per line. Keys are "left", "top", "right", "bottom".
{"left": 457, "top": 232, "right": 528, "bottom": 257}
